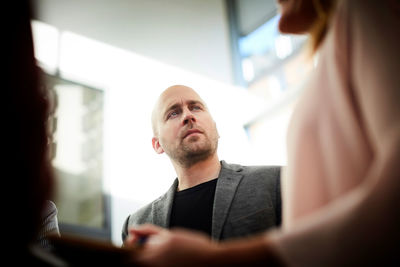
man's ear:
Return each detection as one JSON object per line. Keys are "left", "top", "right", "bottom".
{"left": 152, "top": 137, "right": 164, "bottom": 154}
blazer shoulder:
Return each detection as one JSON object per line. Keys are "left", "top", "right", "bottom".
{"left": 222, "top": 160, "right": 280, "bottom": 174}
{"left": 221, "top": 160, "right": 281, "bottom": 183}
{"left": 239, "top": 165, "right": 281, "bottom": 198}
{"left": 121, "top": 198, "right": 159, "bottom": 242}
{"left": 127, "top": 198, "right": 158, "bottom": 225}
{"left": 242, "top": 165, "right": 281, "bottom": 179}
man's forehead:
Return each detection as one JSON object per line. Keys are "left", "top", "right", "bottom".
{"left": 159, "top": 87, "right": 204, "bottom": 110}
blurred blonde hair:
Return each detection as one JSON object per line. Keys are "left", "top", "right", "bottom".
{"left": 308, "top": 0, "right": 337, "bottom": 54}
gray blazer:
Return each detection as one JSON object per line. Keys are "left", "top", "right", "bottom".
{"left": 122, "top": 160, "right": 281, "bottom": 242}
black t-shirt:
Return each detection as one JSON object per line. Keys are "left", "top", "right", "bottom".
{"left": 169, "top": 178, "right": 218, "bottom": 236}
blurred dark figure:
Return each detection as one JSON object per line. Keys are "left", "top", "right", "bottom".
{"left": 6, "top": 0, "right": 56, "bottom": 264}
{"left": 6, "top": 1, "right": 135, "bottom": 265}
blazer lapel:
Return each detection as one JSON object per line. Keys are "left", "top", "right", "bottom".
{"left": 211, "top": 161, "right": 243, "bottom": 240}
{"left": 152, "top": 178, "right": 178, "bottom": 228}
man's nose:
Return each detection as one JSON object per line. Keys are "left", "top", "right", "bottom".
{"left": 182, "top": 109, "right": 196, "bottom": 125}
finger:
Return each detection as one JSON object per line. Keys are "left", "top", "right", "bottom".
{"left": 128, "top": 224, "right": 164, "bottom": 236}
{"left": 145, "top": 234, "right": 167, "bottom": 247}
{"left": 128, "top": 224, "right": 166, "bottom": 248}
{"left": 124, "top": 234, "right": 140, "bottom": 247}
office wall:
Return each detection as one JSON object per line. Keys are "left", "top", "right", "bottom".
{"left": 33, "top": 0, "right": 234, "bottom": 84}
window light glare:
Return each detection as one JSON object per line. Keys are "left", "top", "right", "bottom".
{"left": 275, "top": 35, "right": 292, "bottom": 59}
{"left": 242, "top": 58, "right": 255, "bottom": 82}
{"left": 31, "top": 20, "right": 59, "bottom": 72}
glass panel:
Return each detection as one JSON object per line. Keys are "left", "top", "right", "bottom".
{"left": 238, "top": 14, "right": 309, "bottom": 92}
{"left": 237, "top": 14, "right": 314, "bottom": 166}
{"left": 43, "top": 73, "right": 106, "bottom": 232}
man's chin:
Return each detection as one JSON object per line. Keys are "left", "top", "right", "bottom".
{"left": 184, "top": 134, "right": 202, "bottom": 142}
{"left": 182, "top": 136, "right": 206, "bottom": 150}
{"left": 181, "top": 142, "right": 210, "bottom": 156}
{"left": 181, "top": 150, "right": 212, "bottom": 167}
{"left": 184, "top": 147, "right": 207, "bottom": 156}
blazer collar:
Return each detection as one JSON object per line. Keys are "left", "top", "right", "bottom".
{"left": 152, "top": 178, "right": 178, "bottom": 228}
{"left": 150, "top": 160, "right": 244, "bottom": 239}
{"left": 211, "top": 160, "right": 244, "bottom": 240}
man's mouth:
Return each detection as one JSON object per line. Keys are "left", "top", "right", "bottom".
{"left": 183, "top": 129, "right": 202, "bottom": 139}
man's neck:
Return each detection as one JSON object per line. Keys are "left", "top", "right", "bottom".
{"left": 174, "top": 154, "right": 221, "bottom": 191}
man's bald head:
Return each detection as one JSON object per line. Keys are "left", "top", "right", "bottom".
{"left": 151, "top": 85, "right": 208, "bottom": 137}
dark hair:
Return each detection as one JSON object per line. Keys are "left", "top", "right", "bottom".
{"left": 6, "top": 1, "right": 54, "bottom": 247}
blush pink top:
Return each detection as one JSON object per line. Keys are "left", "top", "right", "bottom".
{"left": 269, "top": 0, "right": 400, "bottom": 265}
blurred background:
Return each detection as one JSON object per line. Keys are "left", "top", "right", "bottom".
{"left": 31, "top": 0, "right": 313, "bottom": 246}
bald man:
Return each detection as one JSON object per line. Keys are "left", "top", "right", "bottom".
{"left": 122, "top": 85, "right": 281, "bottom": 243}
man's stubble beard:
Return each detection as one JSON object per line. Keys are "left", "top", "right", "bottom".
{"left": 167, "top": 133, "right": 219, "bottom": 168}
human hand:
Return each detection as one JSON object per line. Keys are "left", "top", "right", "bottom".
{"left": 124, "top": 223, "right": 160, "bottom": 249}
{"left": 126, "top": 224, "right": 219, "bottom": 267}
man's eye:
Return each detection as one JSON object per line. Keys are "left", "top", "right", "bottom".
{"left": 168, "top": 111, "right": 179, "bottom": 119}
{"left": 192, "top": 105, "right": 201, "bottom": 111}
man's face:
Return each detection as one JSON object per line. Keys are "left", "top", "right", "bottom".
{"left": 152, "top": 85, "right": 219, "bottom": 167}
